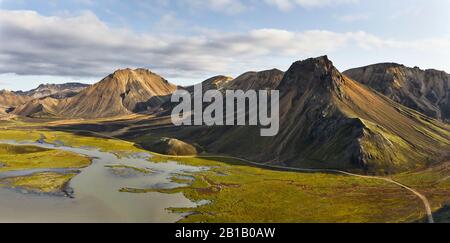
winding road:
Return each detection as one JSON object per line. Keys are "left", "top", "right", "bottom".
{"left": 155, "top": 153, "right": 435, "bottom": 224}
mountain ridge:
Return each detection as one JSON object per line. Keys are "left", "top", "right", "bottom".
{"left": 344, "top": 63, "right": 450, "bottom": 122}
{"left": 171, "top": 56, "right": 450, "bottom": 174}
{"left": 15, "top": 82, "right": 90, "bottom": 99}
{"left": 14, "top": 68, "right": 177, "bottom": 118}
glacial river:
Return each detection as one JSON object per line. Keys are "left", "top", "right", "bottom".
{"left": 0, "top": 140, "right": 207, "bottom": 223}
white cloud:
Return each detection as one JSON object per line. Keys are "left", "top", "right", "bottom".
{"left": 157, "top": 0, "right": 359, "bottom": 14}
{"left": 177, "top": 0, "right": 247, "bottom": 14}
{"left": 265, "top": 0, "right": 360, "bottom": 11}
{"left": 1, "top": 10, "right": 449, "bottom": 80}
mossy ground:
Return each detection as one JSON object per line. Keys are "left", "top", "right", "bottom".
{"left": 121, "top": 155, "right": 426, "bottom": 223}
{"left": 0, "top": 143, "right": 91, "bottom": 172}
{"left": 1, "top": 120, "right": 448, "bottom": 222}
{"left": 0, "top": 128, "right": 144, "bottom": 155}
{"left": 393, "top": 163, "right": 450, "bottom": 222}
{"left": 0, "top": 172, "right": 76, "bottom": 194}
{"left": 105, "top": 164, "right": 154, "bottom": 176}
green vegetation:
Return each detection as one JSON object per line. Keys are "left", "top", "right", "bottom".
{"left": 0, "top": 143, "right": 91, "bottom": 172}
{"left": 42, "top": 131, "right": 143, "bottom": 154}
{"left": 105, "top": 164, "right": 154, "bottom": 174}
{"left": 120, "top": 155, "right": 425, "bottom": 223}
{"left": 0, "top": 172, "right": 76, "bottom": 193}
{"left": 393, "top": 163, "right": 450, "bottom": 222}
{"left": 0, "top": 129, "right": 145, "bottom": 155}
{"left": 1, "top": 124, "right": 448, "bottom": 223}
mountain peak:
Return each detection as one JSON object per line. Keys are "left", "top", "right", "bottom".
{"left": 280, "top": 56, "right": 345, "bottom": 92}
{"left": 291, "top": 55, "right": 335, "bottom": 72}
{"left": 56, "top": 67, "right": 177, "bottom": 118}
{"left": 112, "top": 68, "right": 156, "bottom": 76}
{"left": 109, "top": 68, "right": 168, "bottom": 86}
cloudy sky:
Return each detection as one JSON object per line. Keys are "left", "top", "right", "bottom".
{"left": 1, "top": 0, "right": 450, "bottom": 90}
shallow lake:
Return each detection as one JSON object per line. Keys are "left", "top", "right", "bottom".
{"left": 0, "top": 140, "right": 207, "bottom": 223}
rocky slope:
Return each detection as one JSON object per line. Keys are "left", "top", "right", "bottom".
{"left": 185, "top": 69, "right": 283, "bottom": 93}
{"left": 344, "top": 63, "right": 450, "bottom": 122}
{"left": 56, "top": 68, "right": 177, "bottom": 118}
{"left": 12, "top": 97, "right": 61, "bottom": 118}
{"left": 181, "top": 56, "right": 450, "bottom": 174}
{"left": 0, "top": 90, "right": 32, "bottom": 107}
{"left": 13, "top": 68, "right": 177, "bottom": 118}
{"left": 185, "top": 75, "right": 234, "bottom": 93}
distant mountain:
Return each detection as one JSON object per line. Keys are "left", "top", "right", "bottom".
{"left": 15, "top": 83, "right": 90, "bottom": 99}
{"left": 182, "top": 56, "right": 449, "bottom": 174}
{"left": 185, "top": 69, "right": 284, "bottom": 94}
{"left": 0, "top": 90, "right": 32, "bottom": 109}
{"left": 225, "top": 69, "right": 284, "bottom": 91}
{"left": 344, "top": 63, "right": 450, "bottom": 122}
{"left": 12, "top": 97, "right": 60, "bottom": 118}
{"left": 185, "top": 75, "right": 234, "bottom": 93}
{"left": 13, "top": 69, "right": 177, "bottom": 118}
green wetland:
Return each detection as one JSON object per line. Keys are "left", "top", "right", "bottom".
{"left": 0, "top": 128, "right": 448, "bottom": 223}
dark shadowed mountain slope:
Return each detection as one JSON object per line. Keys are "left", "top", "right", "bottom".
{"left": 344, "top": 63, "right": 450, "bottom": 122}
{"left": 184, "top": 56, "right": 450, "bottom": 175}
{"left": 15, "top": 83, "right": 90, "bottom": 99}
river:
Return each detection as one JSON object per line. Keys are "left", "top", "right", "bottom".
{"left": 0, "top": 140, "right": 207, "bottom": 223}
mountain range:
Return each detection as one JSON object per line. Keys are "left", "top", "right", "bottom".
{"left": 0, "top": 56, "right": 449, "bottom": 174}
{"left": 15, "top": 83, "right": 90, "bottom": 99}
{"left": 167, "top": 57, "right": 449, "bottom": 174}
{"left": 2, "top": 69, "right": 177, "bottom": 118}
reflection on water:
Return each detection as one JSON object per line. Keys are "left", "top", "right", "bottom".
{"left": 0, "top": 140, "right": 208, "bottom": 223}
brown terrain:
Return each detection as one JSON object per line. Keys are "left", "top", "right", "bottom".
{"left": 15, "top": 83, "right": 90, "bottom": 99}
{"left": 2, "top": 57, "right": 449, "bottom": 175}
{"left": 11, "top": 68, "right": 177, "bottom": 118}
{"left": 344, "top": 63, "right": 450, "bottom": 122}
{"left": 124, "top": 56, "right": 449, "bottom": 175}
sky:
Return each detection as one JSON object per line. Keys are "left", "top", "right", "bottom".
{"left": 1, "top": 0, "right": 450, "bottom": 91}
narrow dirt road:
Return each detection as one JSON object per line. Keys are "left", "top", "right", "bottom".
{"left": 165, "top": 154, "right": 436, "bottom": 223}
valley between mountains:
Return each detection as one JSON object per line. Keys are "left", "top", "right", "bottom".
{"left": 0, "top": 56, "right": 449, "bottom": 223}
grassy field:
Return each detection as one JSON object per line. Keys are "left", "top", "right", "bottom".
{"left": 393, "top": 163, "right": 450, "bottom": 222}
{"left": 0, "top": 139, "right": 89, "bottom": 195}
{"left": 0, "top": 143, "right": 91, "bottom": 173}
{"left": 0, "top": 122, "right": 448, "bottom": 222}
{"left": 0, "top": 172, "right": 77, "bottom": 194}
{"left": 0, "top": 128, "right": 144, "bottom": 155}
{"left": 120, "top": 155, "right": 428, "bottom": 223}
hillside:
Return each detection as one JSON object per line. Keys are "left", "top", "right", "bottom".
{"left": 180, "top": 56, "right": 450, "bottom": 174}
{"left": 344, "top": 63, "right": 450, "bottom": 122}
{"left": 0, "top": 90, "right": 32, "bottom": 108}
{"left": 12, "top": 97, "right": 61, "bottom": 118}
{"left": 225, "top": 69, "right": 284, "bottom": 91}
{"left": 185, "top": 69, "right": 283, "bottom": 94}
{"left": 185, "top": 75, "right": 234, "bottom": 93}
